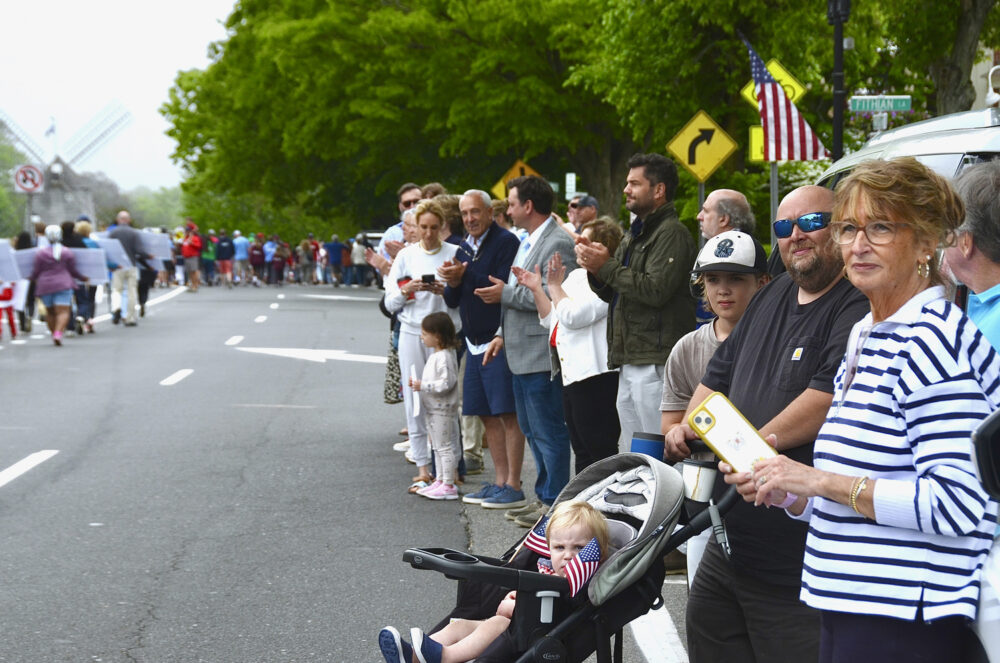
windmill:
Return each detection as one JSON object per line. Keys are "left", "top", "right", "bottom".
{"left": 1, "top": 101, "right": 132, "bottom": 232}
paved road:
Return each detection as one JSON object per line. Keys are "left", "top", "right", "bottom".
{"left": 0, "top": 284, "right": 691, "bottom": 662}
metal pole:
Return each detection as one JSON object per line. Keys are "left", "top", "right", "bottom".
{"left": 828, "top": 0, "right": 851, "bottom": 161}
{"left": 769, "top": 162, "right": 779, "bottom": 247}
{"left": 698, "top": 182, "right": 706, "bottom": 247}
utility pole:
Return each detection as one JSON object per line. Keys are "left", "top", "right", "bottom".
{"left": 828, "top": 0, "right": 851, "bottom": 161}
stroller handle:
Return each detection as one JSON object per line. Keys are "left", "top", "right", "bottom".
{"left": 661, "top": 485, "right": 739, "bottom": 551}
{"left": 402, "top": 547, "right": 568, "bottom": 593}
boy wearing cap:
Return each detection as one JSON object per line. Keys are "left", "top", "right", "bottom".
{"left": 660, "top": 230, "right": 769, "bottom": 581}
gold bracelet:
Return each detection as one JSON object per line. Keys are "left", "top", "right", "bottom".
{"left": 850, "top": 476, "right": 869, "bottom": 514}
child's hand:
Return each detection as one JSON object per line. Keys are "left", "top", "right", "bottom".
{"left": 496, "top": 591, "right": 517, "bottom": 618}
{"left": 409, "top": 378, "right": 421, "bottom": 391}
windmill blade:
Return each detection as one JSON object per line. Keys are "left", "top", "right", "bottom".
{"left": 0, "top": 108, "right": 47, "bottom": 165}
{"left": 65, "top": 104, "right": 132, "bottom": 167}
{"left": 62, "top": 101, "right": 128, "bottom": 161}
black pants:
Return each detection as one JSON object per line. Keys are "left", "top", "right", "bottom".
{"left": 562, "top": 371, "right": 620, "bottom": 474}
{"left": 686, "top": 539, "right": 820, "bottom": 663}
{"left": 820, "top": 609, "right": 974, "bottom": 663}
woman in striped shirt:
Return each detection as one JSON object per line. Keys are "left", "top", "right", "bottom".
{"left": 730, "top": 157, "right": 1000, "bottom": 662}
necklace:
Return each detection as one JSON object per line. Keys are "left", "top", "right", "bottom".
{"left": 420, "top": 241, "right": 442, "bottom": 255}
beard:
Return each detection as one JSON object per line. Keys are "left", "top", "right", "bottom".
{"left": 784, "top": 239, "right": 844, "bottom": 294}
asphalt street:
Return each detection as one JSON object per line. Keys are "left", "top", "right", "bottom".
{"left": 0, "top": 284, "right": 690, "bottom": 663}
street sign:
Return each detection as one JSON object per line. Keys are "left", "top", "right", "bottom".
{"left": 12, "top": 164, "right": 44, "bottom": 193}
{"left": 666, "top": 110, "right": 737, "bottom": 183}
{"left": 565, "top": 172, "right": 577, "bottom": 200}
{"left": 749, "top": 126, "right": 764, "bottom": 163}
{"left": 741, "top": 59, "right": 807, "bottom": 108}
{"left": 848, "top": 95, "right": 912, "bottom": 112}
{"left": 491, "top": 159, "right": 542, "bottom": 200}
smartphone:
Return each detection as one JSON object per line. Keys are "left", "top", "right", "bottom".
{"left": 688, "top": 392, "right": 777, "bottom": 474}
{"left": 421, "top": 274, "right": 436, "bottom": 284}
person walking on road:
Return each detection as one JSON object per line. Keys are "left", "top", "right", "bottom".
{"left": 29, "top": 225, "right": 88, "bottom": 346}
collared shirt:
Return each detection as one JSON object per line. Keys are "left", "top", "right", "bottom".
{"left": 968, "top": 280, "right": 1000, "bottom": 351}
{"left": 464, "top": 226, "right": 491, "bottom": 258}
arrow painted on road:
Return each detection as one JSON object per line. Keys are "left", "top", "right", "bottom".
{"left": 235, "top": 347, "right": 387, "bottom": 364}
{"left": 688, "top": 129, "right": 715, "bottom": 164}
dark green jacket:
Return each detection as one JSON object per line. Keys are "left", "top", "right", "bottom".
{"left": 589, "top": 202, "right": 697, "bottom": 368}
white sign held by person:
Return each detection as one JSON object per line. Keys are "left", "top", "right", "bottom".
{"left": 14, "top": 248, "right": 37, "bottom": 277}
{"left": 141, "top": 232, "right": 173, "bottom": 260}
{"left": 96, "top": 238, "right": 133, "bottom": 269}
{"left": 73, "top": 248, "right": 111, "bottom": 284}
{"left": 0, "top": 244, "right": 21, "bottom": 281}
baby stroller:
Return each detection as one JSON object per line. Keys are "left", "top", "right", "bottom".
{"left": 401, "top": 452, "right": 738, "bottom": 663}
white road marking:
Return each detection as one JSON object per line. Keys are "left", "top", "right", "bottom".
{"left": 160, "top": 369, "right": 194, "bottom": 386}
{"left": 302, "top": 294, "right": 381, "bottom": 302}
{"left": 91, "top": 286, "right": 187, "bottom": 325}
{"left": 630, "top": 602, "right": 688, "bottom": 663}
{"left": 254, "top": 315, "right": 267, "bottom": 323}
{"left": 231, "top": 404, "right": 318, "bottom": 409}
{"left": 0, "top": 450, "right": 59, "bottom": 489}
{"left": 235, "top": 346, "right": 387, "bottom": 364}
{"left": 277, "top": 294, "right": 285, "bottom": 299}
{"left": 269, "top": 303, "right": 279, "bottom": 309}
{"left": 225, "top": 335, "right": 244, "bottom": 346}
{"left": 0, "top": 426, "right": 33, "bottom": 431}
{"left": 11, "top": 339, "right": 26, "bottom": 345}
{"left": 30, "top": 334, "right": 44, "bottom": 340}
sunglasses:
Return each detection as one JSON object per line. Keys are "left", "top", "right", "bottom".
{"left": 401, "top": 199, "right": 420, "bottom": 208}
{"left": 772, "top": 212, "right": 832, "bottom": 239}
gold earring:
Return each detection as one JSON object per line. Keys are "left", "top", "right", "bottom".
{"left": 917, "top": 259, "right": 930, "bottom": 279}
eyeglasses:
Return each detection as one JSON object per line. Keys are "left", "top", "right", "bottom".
{"left": 772, "top": 212, "right": 832, "bottom": 238}
{"left": 568, "top": 202, "right": 579, "bottom": 209}
{"left": 830, "top": 220, "right": 909, "bottom": 245}
{"left": 401, "top": 198, "right": 420, "bottom": 209}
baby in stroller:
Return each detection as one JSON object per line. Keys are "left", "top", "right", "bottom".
{"left": 379, "top": 500, "right": 609, "bottom": 663}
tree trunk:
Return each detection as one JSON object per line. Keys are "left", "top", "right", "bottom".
{"left": 567, "top": 136, "right": 639, "bottom": 222}
{"left": 930, "top": 0, "right": 997, "bottom": 114}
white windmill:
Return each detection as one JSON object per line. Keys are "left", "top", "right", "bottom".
{"left": 1, "top": 102, "right": 132, "bottom": 231}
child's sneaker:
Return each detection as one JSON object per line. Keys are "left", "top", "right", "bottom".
{"left": 378, "top": 626, "right": 413, "bottom": 663}
{"left": 424, "top": 482, "right": 458, "bottom": 500}
{"left": 411, "top": 627, "right": 443, "bottom": 663}
{"left": 417, "top": 479, "right": 442, "bottom": 496}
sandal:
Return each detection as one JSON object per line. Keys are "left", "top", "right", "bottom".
{"left": 412, "top": 473, "right": 433, "bottom": 484}
{"left": 408, "top": 479, "right": 431, "bottom": 494}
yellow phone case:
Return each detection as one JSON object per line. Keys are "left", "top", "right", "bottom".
{"left": 688, "top": 392, "right": 777, "bottom": 474}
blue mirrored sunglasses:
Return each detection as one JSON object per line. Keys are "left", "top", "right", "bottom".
{"left": 772, "top": 212, "right": 832, "bottom": 238}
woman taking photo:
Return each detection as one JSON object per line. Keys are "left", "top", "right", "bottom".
{"left": 732, "top": 157, "right": 1000, "bottom": 661}
{"left": 385, "top": 200, "right": 459, "bottom": 492}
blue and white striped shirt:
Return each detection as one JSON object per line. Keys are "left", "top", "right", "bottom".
{"left": 800, "top": 287, "right": 1000, "bottom": 621}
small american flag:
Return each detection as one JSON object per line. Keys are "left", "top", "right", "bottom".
{"left": 523, "top": 515, "right": 550, "bottom": 556}
{"left": 744, "top": 38, "right": 829, "bottom": 162}
{"left": 563, "top": 537, "right": 601, "bottom": 597}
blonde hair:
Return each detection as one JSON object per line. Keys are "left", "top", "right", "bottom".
{"left": 413, "top": 200, "right": 446, "bottom": 228}
{"left": 546, "top": 500, "right": 609, "bottom": 560}
{"left": 833, "top": 157, "right": 962, "bottom": 285}
{"left": 74, "top": 220, "right": 93, "bottom": 237}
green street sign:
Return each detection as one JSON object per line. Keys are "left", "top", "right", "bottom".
{"left": 848, "top": 95, "right": 912, "bottom": 112}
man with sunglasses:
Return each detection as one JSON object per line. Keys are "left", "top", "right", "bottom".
{"left": 377, "top": 182, "right": 424, "bottom": 262}
{"left": 564, "top": 194, "right": 598, "bottom": 235}
{"left": 667, "top": 185, "right": 869, "bottom": 663}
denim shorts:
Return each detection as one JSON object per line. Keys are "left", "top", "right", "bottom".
{"left": 39, "top": 289, "right": 73, "bottom": 307}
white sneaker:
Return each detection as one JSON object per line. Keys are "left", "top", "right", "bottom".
{"left": 393, "top": 440, "right": 411, "bottom": 452}
{"left": 404, "top": 449, "right": 416, "bottom": 464}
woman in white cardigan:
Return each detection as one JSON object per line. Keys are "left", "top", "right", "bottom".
{"left": 514, "top": 217, "right": 623, "bottom": 473}
{"left": 385, "top": 200, "right": 460, "bottom": 491}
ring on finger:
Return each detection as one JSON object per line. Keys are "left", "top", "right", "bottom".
{"left": 757, "top": 476, "right": 768, "bottom": 486}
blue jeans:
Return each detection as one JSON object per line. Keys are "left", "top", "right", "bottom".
{"left": 511, "top": 372, "right": 571, "bottom": 505}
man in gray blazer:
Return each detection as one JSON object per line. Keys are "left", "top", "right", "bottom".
{"left": 478, "top": 175, "right": 577, "bottom": 524}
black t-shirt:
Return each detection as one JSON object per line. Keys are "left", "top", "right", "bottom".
{"left": 702, "top": 273, "right": 869, "bottom": 585}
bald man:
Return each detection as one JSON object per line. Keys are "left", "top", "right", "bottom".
{"left": 697, "top": 188, "right": 755, "bottom": 239}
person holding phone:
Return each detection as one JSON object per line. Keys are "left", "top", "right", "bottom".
{"left": 385, "top": 201, "right": 460, "bottom": 493}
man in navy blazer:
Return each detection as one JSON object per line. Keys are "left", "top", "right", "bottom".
{"left": 479, "top": 176, "right": 577, "bottom": 523}
{"left": 441, "top": 190, "right": 525, "bottom": 509}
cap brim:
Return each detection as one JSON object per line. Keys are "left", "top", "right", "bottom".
{"left": 693, "top": 262, "right": 762, "bottom": 274}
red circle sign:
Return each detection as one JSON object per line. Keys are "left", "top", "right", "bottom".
{"left": 14, "top": 164, "right": 44, "bottom": 193}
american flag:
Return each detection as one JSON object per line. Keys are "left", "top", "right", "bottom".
{"left": 523, "top": 515, "right": 550, "bottom": 556}
{"left": 563, "top": 537, "right": 602, "bottom": 597}
{"left": 744, "top": 39, "right": 829, "bottom": 162}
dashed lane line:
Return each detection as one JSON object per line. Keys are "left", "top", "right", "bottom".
{"left": 0, "top": 450, "right": 59, "bottom": 489}
{"left": 159, "top": 369, "right": 193, "bottom": 386}
{"left": 254, "top": 315, "right": 267, "bottom": 323}
{"left": 225, "top": 336, "right": 244, "bottom": 346}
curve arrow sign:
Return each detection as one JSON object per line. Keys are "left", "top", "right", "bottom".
{"left": 688, "top": 129, "right": 715, "bottom": 165}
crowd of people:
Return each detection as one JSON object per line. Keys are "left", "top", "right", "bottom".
{"left": 374, "top": 155, "right": 1000, "bottom": 663}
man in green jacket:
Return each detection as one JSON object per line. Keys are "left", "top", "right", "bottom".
{"left": 577, "top": 153, "right": 697, "bottom": 446}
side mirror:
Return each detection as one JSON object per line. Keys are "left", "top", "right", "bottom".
{"left": 972, "top": 408, "right": 1000, "bottom": 499}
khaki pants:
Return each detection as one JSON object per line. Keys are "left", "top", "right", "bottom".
{"left": 111, "top": 267, "right": 139, "bottom": 323}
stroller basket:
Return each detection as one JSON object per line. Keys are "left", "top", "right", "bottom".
{"left": 401, "top": 453, "right": 738, "bottom": 663}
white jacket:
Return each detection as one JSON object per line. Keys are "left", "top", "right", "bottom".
{"left": 538, "top": 268, "right": 615, "bottom": 386}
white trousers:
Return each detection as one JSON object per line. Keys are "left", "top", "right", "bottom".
{"left": 616, "top": 363, "right": 666, "bottom": 448}
{"left": 398, "top": 327, "right": 433, "bottom": 467}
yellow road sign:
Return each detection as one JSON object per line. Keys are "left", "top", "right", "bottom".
{"left": 491, "top": 159, "right": 542, "bottom": 199}
{"left": 749, "top": 126, "right": 764, "bottom": 163}
{"left": 741, "top": 59, "right": 807, "bottom": 108}
{"left": 666, "top": 110, "right": 737, "bottom": 183}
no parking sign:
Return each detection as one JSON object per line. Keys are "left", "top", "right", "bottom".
{"left": 12, "top": 164, "right": 44, "bottom": 193}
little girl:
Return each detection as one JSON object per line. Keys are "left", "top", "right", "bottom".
{"left": 408, "top": 311, "right": 461, "bottom": 500}
{"left": 378, "top": 500, "right": 610, "bottom": 663}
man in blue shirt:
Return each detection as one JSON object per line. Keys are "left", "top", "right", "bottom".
{"left": 232, "top": 230, "right": 251, "bottom": 285}
{"left": 945, "top": 161, "right": 1000, "bottom": 349}
{"left": 324, "top": 234, "right": 347, "bottom": 287}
